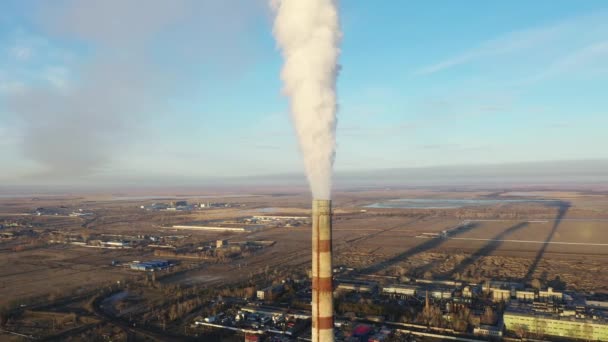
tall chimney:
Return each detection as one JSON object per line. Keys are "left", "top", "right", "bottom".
{"left": 312, "top": 199, "right": 333, "bottom": 342}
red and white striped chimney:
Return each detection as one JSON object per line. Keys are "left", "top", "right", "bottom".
{"left": 311, "top": 199, "right": 333, "bottom": 342}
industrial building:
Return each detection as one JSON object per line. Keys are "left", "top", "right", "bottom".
{"left": 382, "top": 284, "right": 418, "bottom": 298}
{"left": 335, "top": 279, "right": 377, "bottom": 293}
{"left": 170, "top": 225, "right": 254, "bottom": 232}
{"left": 431, "top": 288, "right": 453, "bottom": 300}
{"left": 587, "top": 300, "right": 608, "bottom": 310}
{"left": 461, "top": 286, "right": 474, "bottom": 298}
{"left": 516, "top": 290, "right": 536, "bottom": 302}
{"left": 473, "top": 323, "right": 504, "bottom": 338}
{"left": 504, "top": 308, "right": 608, "bottom": 340}
{"left": 483, "top": 280, "right": 523, "bottom": 292}
{"left": 130, "top": 260, "right": 171, "bottom": 271}
{"left": 539, "top": 287, "right": 564, "bottom": 302}
{"left": 415, "top": 279, "right": 462, "bottom": 287}
{"left": 492, "top": 288, "right": 512, "bottom": 302}
{"left": 257, "top": 285, "right": 285, "bottom": 301}
{"left": 252, "top": 215, "right": 308, "bottom": 221}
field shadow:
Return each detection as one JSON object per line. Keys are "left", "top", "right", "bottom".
{"left": 358, "top": 222, "right": 479, "bottom": 275}
{"left": 523, "top": 201, "right": 570, "bottom": 282}
{"left": 444, "top": 222, "right": 529, "bottom": 278}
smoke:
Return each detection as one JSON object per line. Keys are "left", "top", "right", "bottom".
{"left": 4, "top": 0, "right": 263, "bottom": 179}
{"left": 271, "top": 0, "right": 341, "bottom": 200}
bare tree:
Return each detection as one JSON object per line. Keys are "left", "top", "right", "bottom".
{"left": 481, "top": 307, "right": 497, "bottom": 325}
{"left": 514, "top": 323, "right": 529, "bottom": 340}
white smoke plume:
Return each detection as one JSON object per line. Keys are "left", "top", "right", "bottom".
{"left": 271, "top": 0, "right": 341, "bottom": 200}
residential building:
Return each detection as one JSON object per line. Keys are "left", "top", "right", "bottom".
{"left": 504, "top": 309, "right": 608, "bottom": 340}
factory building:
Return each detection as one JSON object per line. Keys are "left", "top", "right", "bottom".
{"left": 539, "top": 287, "right": 563, "bottom": 302}
{"left": 257, "top": 285, "right": 284, "bottom": 301}
{"left": 431, "top": 288, "right": 453, "bottom": 300}
{"left": 587, "top": 300, "right": 608, "bottom": 310}
{"left": 492, "top": 288, "right": 512, "bottom": 302}
{"left": 483, "top": 280, "right": 523, "bottom": 293}
{"left": 253, "top": 215, "right": 309, "bottom": 221}
{"left": 382, "top": 284, "right": 418, "bottom": 298}
{"left": 104, "top": 241, "right": 130, "bottom": 248}
{"left": 473, "top": 323, "right": 504, "bottom": 338}
{"left": 462, "top": 286, "right": 474, "bottom": 298}
{"left": 335, "top": 280, "right": 377, "bottom": 293}
{"left": 170, "top": 225, "right": 254, "bottom": 232}
{"left": 415, "top": 279, "right": 462, "bottom": 287}
{"left": 516, "top": 290, "right": 536, "bottom": 302}
{"left": 130, "top": 260, "right": 170, "bottom": 271}
{"left": 504, "top": 309, "right": 608, "bottom": 340}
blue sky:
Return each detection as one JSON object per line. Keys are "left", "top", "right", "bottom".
{"left": 1, "top": 0, "right": 607, "bottom": 186}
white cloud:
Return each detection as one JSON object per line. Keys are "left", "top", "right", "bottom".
{"left": 532, "top": 40, "right": 608, "bottom": 81}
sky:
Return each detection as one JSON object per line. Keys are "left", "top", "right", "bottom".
{"left": 0, "top": 0, "right": 607, "bottom": 187}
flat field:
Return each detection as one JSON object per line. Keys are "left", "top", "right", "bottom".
{"left": 1, "top": 188, "right": 607, "bottom": 305}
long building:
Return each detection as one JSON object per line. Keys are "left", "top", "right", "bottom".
{"left": 492, "top": 288, "right": 511, "bottom": 302}
{"left": 516, "top": 290, "right": 535, "bottom": 302}
{"left": 130, "top": 260, "right": 170, "bottom": 271}
{"left": 382, "top": 284, "right": 418, "bottom": 297}
{"left": 504, "top": 308, "right": 608, "bottom": 340}
{"left": 170, "top": 225, "right": 257, "bottom": 232}
{"left": 335, "top": 280, "right": 377, "bottom": 293}
{"left": 538, "top": 287, "right": 563, "bottom": 302}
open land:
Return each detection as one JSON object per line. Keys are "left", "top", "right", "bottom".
{"left": 0, "top": 187, "right": 607, "bottom": 340}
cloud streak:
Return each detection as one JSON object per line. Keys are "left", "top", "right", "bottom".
{"left": 416, "top": 11, "right": 608, "bottom": 75}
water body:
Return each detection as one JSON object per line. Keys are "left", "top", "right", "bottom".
{"left": 366, "top": 198, "right": 561, "bottom": 209}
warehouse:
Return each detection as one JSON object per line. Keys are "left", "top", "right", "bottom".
{"left": 335, "top": 279, "right": 378, "bottom": 293}
{"left": 382, "top": 284, "right": 418, "bottom": 298}
{"left": 130, "top": 260, "right": 171, "bottom": 271}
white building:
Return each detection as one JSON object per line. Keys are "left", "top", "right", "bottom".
{"left": 492, "top": 288, "right": 511, "bottom": 302}
{"left": 382, "top": 284, "right": 418, "bottom": 297}
{"left": 539, "top": 287, "right": 563, "bottom": 302}
{"left": 516, "top": 290, "right": 535, "bottom": 302}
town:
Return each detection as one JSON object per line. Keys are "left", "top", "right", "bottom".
{"left": 189, "top": 268, "right": 608, "bottom": 341}
{"left": 1, "top": 190, "right": 607, "bottom": 341}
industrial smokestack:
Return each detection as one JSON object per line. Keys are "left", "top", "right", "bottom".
{"left": 270, "top": 1, "right": 340, "bottom": 339}
{"left": 312, "top": 199, "right": 333, "bottom": 342}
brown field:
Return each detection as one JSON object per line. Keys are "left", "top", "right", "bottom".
{"left": 1, "top": 188, "right": 608, "bottom": 307}
{"left": 0, "top": 245, "right": 144, "bottom": 306}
